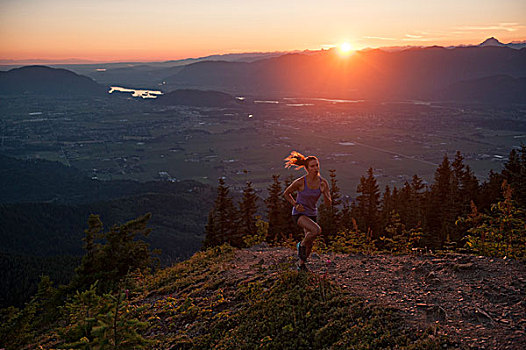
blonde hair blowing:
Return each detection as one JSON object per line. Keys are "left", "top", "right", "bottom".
{"left": 284, "top": 151, "right": 317, "bottom": 170}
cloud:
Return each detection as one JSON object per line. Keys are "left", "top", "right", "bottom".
{"left": 363, "top": 36, "right": 397, "bottom": 41}
{"left": 405, "top": 34, "right": 423, "bottom": 39}
{"left": 402, "top": 38, "right": 432, "bottom": 42}
{"left": 455, "top": 22, "right": 523, "bottom": 32}
{"left": 402, "top": 33, "right": 433, "bottom": 42}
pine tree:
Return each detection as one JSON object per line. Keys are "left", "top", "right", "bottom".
{"left": 462, "top": 165, "right": 480, "bottom": 205}
{"left": 377, "top": 211, "right": 423, "bottom": 253}
{"left": 265, "top": 175, "right": 285, "bottom": 243}
{"left": 502, "top": 145, "right": 526, "bottom": 207}
{"left": 409, "top": 174, "right": 426, "bottom": 228}
{"left": 451, "top": 151, "right": 467, "bottom": 207}
{"left": 355, "top": 167, "right": 381, "bottom": 238}
{"left": 397, "top": 182, "right": 412, "bottom": 227}
{"left": 75, "top": 215, "right": 104, "bottom": 290}
{"left": 479, "top": 170, "right": 504, "bottom": 212}
{"left": 71, "top": 213, "right": 155, "bottom": 293}
{"left": 339, "top": 196, "right": 354, "bottom": 232}
{"left": 426, "top": 154, "right": 455, "bottom": 248}
{"left": 237, "top": 181, "right": 259, "bottom": 240}
{"left": 61, "top": 285, "right": 149, "bottom": 349}
{"left": 376, "top": 211, "right": 406, "bottom": 253}
{"left": 449, "top": 151, "right": 480, "bottom": 245}
{"left": 318, "top": 169, "right": 342, "bottom": 243}
{"left": 91, "top": 291, "right": 150, "bottom": 349}
{"left": 502, "top": 149, "right": 521, "bottom": 185}
{"left": 380, "top": 185, "right": 393, "bottom": 230}
{"left": 204, "top": 211, "right": 217, "bottom": 247}
{"left": 203, "top": 178, "right": 238, "bottom": 248}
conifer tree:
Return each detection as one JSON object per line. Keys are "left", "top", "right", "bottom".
{"left": 339, "top": 196, "right": 354, "bottom": 232}
{"left": 203, "top": 178, "right": 238, "bottom": 248}
{"left": 376, "top": 211, "right": 406, "bottom": 252}
{"left": 237, "top": 181, "right": 259, "bottom": 240}
{"left": 448, "top": 151, "right": 480, "bottom": 245}
{"left": 72, "top": 213, "right": 155, "bottom": 293}
{"left": 502, "top": 145, "right": 526, "bottom": 207}
{"left": 91, "top": 291, "right": 149, "bottom": 349}
{"left": 354, "top": 167, "right": 381, "bottom": 238}
{"left": 318, "top": 169, "right": 342, "bottom": 243}
{"left": 204, "top": 211, "right": 216, "bottom": 247}
{"left": 61, "top": 285, "right": 149, "bottom": 349}
{"left": 390, "top": 186, "right": 400, "bottom": 216}
{"left": 409, "top": 174, "right": 426, "bottom": 228}
{"left": 426, "top": 154, "right": 455, "bottom": 247}
{"left": 397, "top": 181, "right": 412, "bottom": 227}
{"left": 265, "top": 175, "right": 285, "bottom": 243}
{"left": 451, "top": 151, "right": 467, "bottom": 210}
{"left": 462, "top": 165, "right": 480, "bottom": 205}
{"left": 479, "top": 170, "right": 503, "bottom": 211}
{"left": 380, "top": 186, "right": 393, "bottom": 230}
{"left": 75, "top": 215, "right": 104, "bottom": 289}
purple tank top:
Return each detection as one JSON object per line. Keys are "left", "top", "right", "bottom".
{"left": 292, "top": 177, "right": 322, "bottom": 216}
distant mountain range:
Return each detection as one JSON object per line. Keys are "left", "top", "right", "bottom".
{"left": 0, "top": 52, "right": 292, "bottom": 88}
{"left": 478, "top": 37, "right": 526, "bottom": 49}
{"left": 0, "top": 65, "right": 106, "bottom": 95}
{"left": 164, "top": 45, "right": 526, "bottom": 102}
{"left": 1, "top": 38, "right": 525, "bottom": 103}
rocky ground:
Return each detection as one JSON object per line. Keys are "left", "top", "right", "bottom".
{"left": 225, "top": 244, "right": 526, "bottom": 350}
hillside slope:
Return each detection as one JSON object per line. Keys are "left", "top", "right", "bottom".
{"left": 27, "top": 245, "right": 525, "bottom": 349}
{"left": 228, "top": 245, "right": 526, "bottom": 349}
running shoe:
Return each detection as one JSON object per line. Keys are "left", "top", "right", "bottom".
{"left": 297, "top": 242, "right": 307, "bottom": 261}
{"left": 297, "top": 264, "right": 309, "bottom": 272}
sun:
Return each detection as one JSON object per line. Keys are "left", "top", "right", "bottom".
{"left": 339, "top": 42, "right": 352, "bottom": 55}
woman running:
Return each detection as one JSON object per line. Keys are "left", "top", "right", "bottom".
{"left": 283, "top": 151, "right": 331, "bottom": 271}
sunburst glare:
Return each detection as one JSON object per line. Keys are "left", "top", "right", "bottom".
{"left": 339, "top": 42, "right": 352, "bottom": 55}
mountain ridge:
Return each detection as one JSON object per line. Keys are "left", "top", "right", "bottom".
{"left": 0, "top": 65, "right": 106, "bottom": 95}
{"left": 163, "top": 45, "right": 526, "bottom": 102}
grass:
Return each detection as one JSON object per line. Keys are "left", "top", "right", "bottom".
{"left": 124, "top": 245, "right": 453, "bottom": 349}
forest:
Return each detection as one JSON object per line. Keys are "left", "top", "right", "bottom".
{"left": 204, "top": 147, "right": 526, "bottom": 259}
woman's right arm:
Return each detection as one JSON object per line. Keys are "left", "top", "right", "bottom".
{"left": 283, "top": 178, "right": 302, "bottom": 211}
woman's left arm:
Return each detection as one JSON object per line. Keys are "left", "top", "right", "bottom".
{"left": 321, "top": 178, "right": 332, "bottom": 206}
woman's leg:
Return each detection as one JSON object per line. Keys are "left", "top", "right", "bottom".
{"left": 297, "top": 216, "right": 321, "bottom": 262}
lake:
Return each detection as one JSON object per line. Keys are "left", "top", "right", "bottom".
{"left": 108, "top": 86, "right": 163, "bottom": 99}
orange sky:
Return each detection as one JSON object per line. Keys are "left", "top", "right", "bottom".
{"left": 1, "top": 0, "right": 525, "bottom": 63}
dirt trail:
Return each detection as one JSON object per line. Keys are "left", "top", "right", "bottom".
{"left": 226, "top": 244, "right": 526, "bottom": 349}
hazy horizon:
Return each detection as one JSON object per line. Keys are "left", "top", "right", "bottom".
{"left": 1, "top": 36, "right": 525, "bottom": 66}
{"left": 1, "top": 0, "right": 525, "bottom": 63}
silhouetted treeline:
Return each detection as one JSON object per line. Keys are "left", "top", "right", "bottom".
{"left": 204, "top": 147, "right": 526, "bottom": 254}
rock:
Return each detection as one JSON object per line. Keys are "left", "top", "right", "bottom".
{"left": 453, "top": 262, "right": 474, "bottom": 271}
